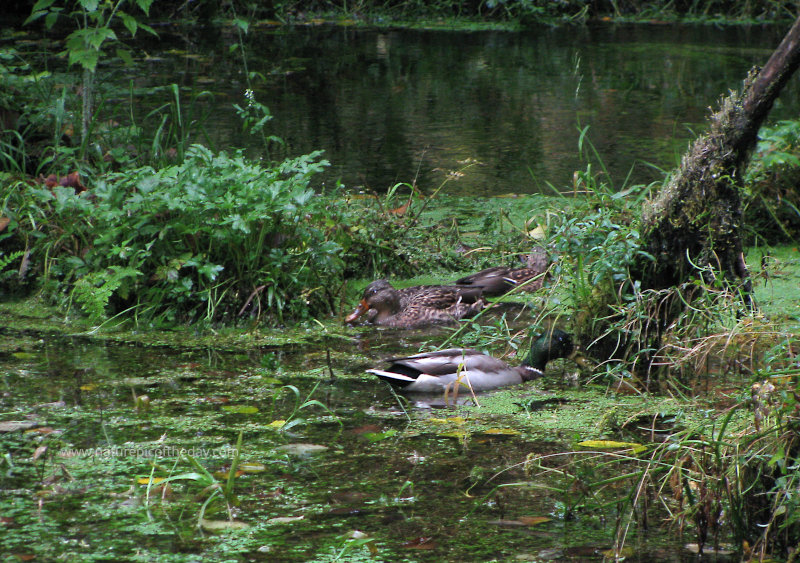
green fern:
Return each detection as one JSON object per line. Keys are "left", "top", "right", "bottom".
{"left": 71, "top": 266, "right": 141, "bottom": 321}
{"left": 0, "top": 250, "right": 24, "bottom": 276}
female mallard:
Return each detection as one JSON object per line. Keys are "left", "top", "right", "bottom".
{"left": 345, "top": 279, "right": 485, "bottom": 327}
{"left": 454, "top": 247, "right": 551, "bottom": 297}
{"left": 367, "top": 329, "right": 573, "bottom": 392}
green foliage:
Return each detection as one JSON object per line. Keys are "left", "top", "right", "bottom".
{"left": 2, "top": 145, "right": 455, "bottom": 325}
{"left": 70, "top": 265, "right": 140, "bottom": 320}
{"left": 25, "top": 0, "right": 158, "bottom": 144}
{"left": 744, "top": 119, "right": 800, "bottom": 244}
{"left": 25, "top": 0, "right": 157, "bottom": 74}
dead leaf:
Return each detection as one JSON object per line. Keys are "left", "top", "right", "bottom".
{"left": 0, "top": 421, "right": 39, "bottom": 433}
{"left": 402, "top": 537, "right": 437, "bottom": 550}
{"left": 200, "top": 518, "right": 249, "bottom": 531}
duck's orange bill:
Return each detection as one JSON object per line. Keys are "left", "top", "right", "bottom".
{"left": 345, "top": 299, "right": 369, "bottom": 323}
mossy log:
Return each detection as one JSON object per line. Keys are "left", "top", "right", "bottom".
{"left": 581, "top": 15, "right": 800, "bottom": 370}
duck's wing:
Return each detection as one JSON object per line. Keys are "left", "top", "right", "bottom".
{"left": 367, "top": 348, "right": 525, "bottom": 392}
{"left": 454, "top": 267, "right": 514, "bottom": 296}
{"left": 378, "top": 300, "right": 483, "bottom": 328}
{"left": 455, "top": 266, "right": 546, "bottom": 296}
{"left": 387, "top": 348, "right": 484, "bottom": 374}
{"left": 400, "top": 284, "right": 484, "bottom": 308}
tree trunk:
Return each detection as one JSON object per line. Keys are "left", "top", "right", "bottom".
{"left": 581, "top": 16, "right": 800, "bottom": 372}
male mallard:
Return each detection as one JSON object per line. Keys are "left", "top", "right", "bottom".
{"left": 345, "top": 279, "right": 485, "bottom": 327}
{"left": 366, "top": 329, "right": 573, "bottom": 392}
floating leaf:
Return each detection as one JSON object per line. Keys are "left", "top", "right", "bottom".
{"left": 239, "top": 462, "right": 267, "bottom": 473}
{"left": 483, "top": 428, "right": 521, "bottom": 436}
{"left": 363, "top": 430, "right": 398, "bottom": 442}
{"left": 577, "top": 440, "right": 646, "bottom": 453}
{"left": 214, "top": 469, "right": 244, "bottom": 479}
{"left": 427, "top": 416, "right": 465, "bottom": 425}
{"left": 200, "top": 518, "right": 249, "bottom": 531}
{"left": 266, "top": 515, "right": 305, "bottom": 525}
{"left": 275, "top": 443, "right": 328, "bottom": 456}
{"left": 11, "top": 352, "right": 37, "bottom": 360}
{"left": 25, "top": 427, "right": 56, "bottom": 435}
{"left": 439, "top": 431, "right": 469, "bottom": 439}
{"left": 518, "top": 516, "right": 551, "bottom": 526}
{"left": 402, "top": 536, "right": 437, "bottom": 550}
{"left": 0, "top": 421, "right": 39, "bottom": 433}
{"left": 350, "top": 424, "right": 381, "bottom": 435}
{"left": 221, "top": 405, "right": 259, "bottom": 414}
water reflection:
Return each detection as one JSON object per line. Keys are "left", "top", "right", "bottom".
{"left": 135, "top": 22, "right": 798, "bottom": 196}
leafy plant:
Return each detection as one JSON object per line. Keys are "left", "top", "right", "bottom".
{"left": 743, "top": 119, "right": 800, "bottom": 244}
{"left": 25, "top": 0, "right": 158, "bottom": 144}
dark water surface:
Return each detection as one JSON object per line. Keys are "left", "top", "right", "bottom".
{"left": 130, "top": 22, "right": 799, "bottom": 196}
{"left": 1, "top": 328, "right": 740, "bottom": 561}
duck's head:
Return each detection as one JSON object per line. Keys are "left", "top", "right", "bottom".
{"left": 524, "top": 329, "right": 574, "bottom": 371}
{"left": 345, "top": 280, "right": 399, "bottom": 324}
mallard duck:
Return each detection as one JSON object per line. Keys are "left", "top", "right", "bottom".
{"left": 366, "top": 329, "right": 573, "bottom": 392}
{"left": 454, "top": 247, "right": 551, "bottom": 297}
{"left": 453, "top": 266, "right": 547, "bottom": 297}
{"left": 345, "top": 279, "right": 485, "bottom": 327}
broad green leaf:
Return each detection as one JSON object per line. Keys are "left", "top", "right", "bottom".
{"left": 116, "top": 47, "right": 133, "bottom": 66}
{"left": 23, "top": 10, "right": 48, "bottom": 27}
{"left": 67, "top": 46, "right": 100, "bottom": 70}
{"left": 78, "top": 0, "right": 100, "bottom": 12}
{"left": 44, "top": 10, "right": 60, "bottom": 29}
{"left": 119, "top": 12, "right": 138, "bottom": 36}
{"left": 85, "top": 27, "right": 117, "bottom": 50}
{"left": 135, "top": 0, "right": 154, "bottom": 15}
{"left": 138, "top": 21, "right": 158, "bottom": 36}
{"left": 31, "top": 0, "right": 57, "bottom": 11}
{"left": 233, "top": 18, "right": 249, "bottom": 33}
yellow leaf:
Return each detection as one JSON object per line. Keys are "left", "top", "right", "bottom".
{"left": 483, "top": 428, "right": 520, "bottom": 435}
{"left": 577, "top": 440, "right": 646, "bottom": 453}
{"left": 80, "top": 384, "right": 98, "bottom": 391}
{"left": 517, "top": 516, "right": 551, "bottom": 526}
{"left": 238, "top": 462, "right": 267, "bottom": 473}
{"left": 439, "top": 431, "right": 469, "bottom": 439}
{"left": 268, "top": 420, "right": 286, "bottom": 428}
{"left": 527, "top": 223, "right": 547, "bottom": 240}
{"left": 138, "top": 477, "right": 165, "bottom": 485}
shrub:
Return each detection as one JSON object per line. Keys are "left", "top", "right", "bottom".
{"left": 2, "top": 145, "right": 347, "bottom": 324}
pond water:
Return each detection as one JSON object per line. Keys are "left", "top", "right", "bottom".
{"left": 124, "top": 22, "right": 800, "bottom": 196}
{"left": 1, "top": 320, "right": 743, "bottom": 561}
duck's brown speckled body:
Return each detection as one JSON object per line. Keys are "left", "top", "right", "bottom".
{"left": 345, "top": 280, "right": 485, "bottom": 328}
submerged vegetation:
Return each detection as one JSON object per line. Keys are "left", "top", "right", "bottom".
{"left": 2, "top": 1, "right": 800, "bottom": 561}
